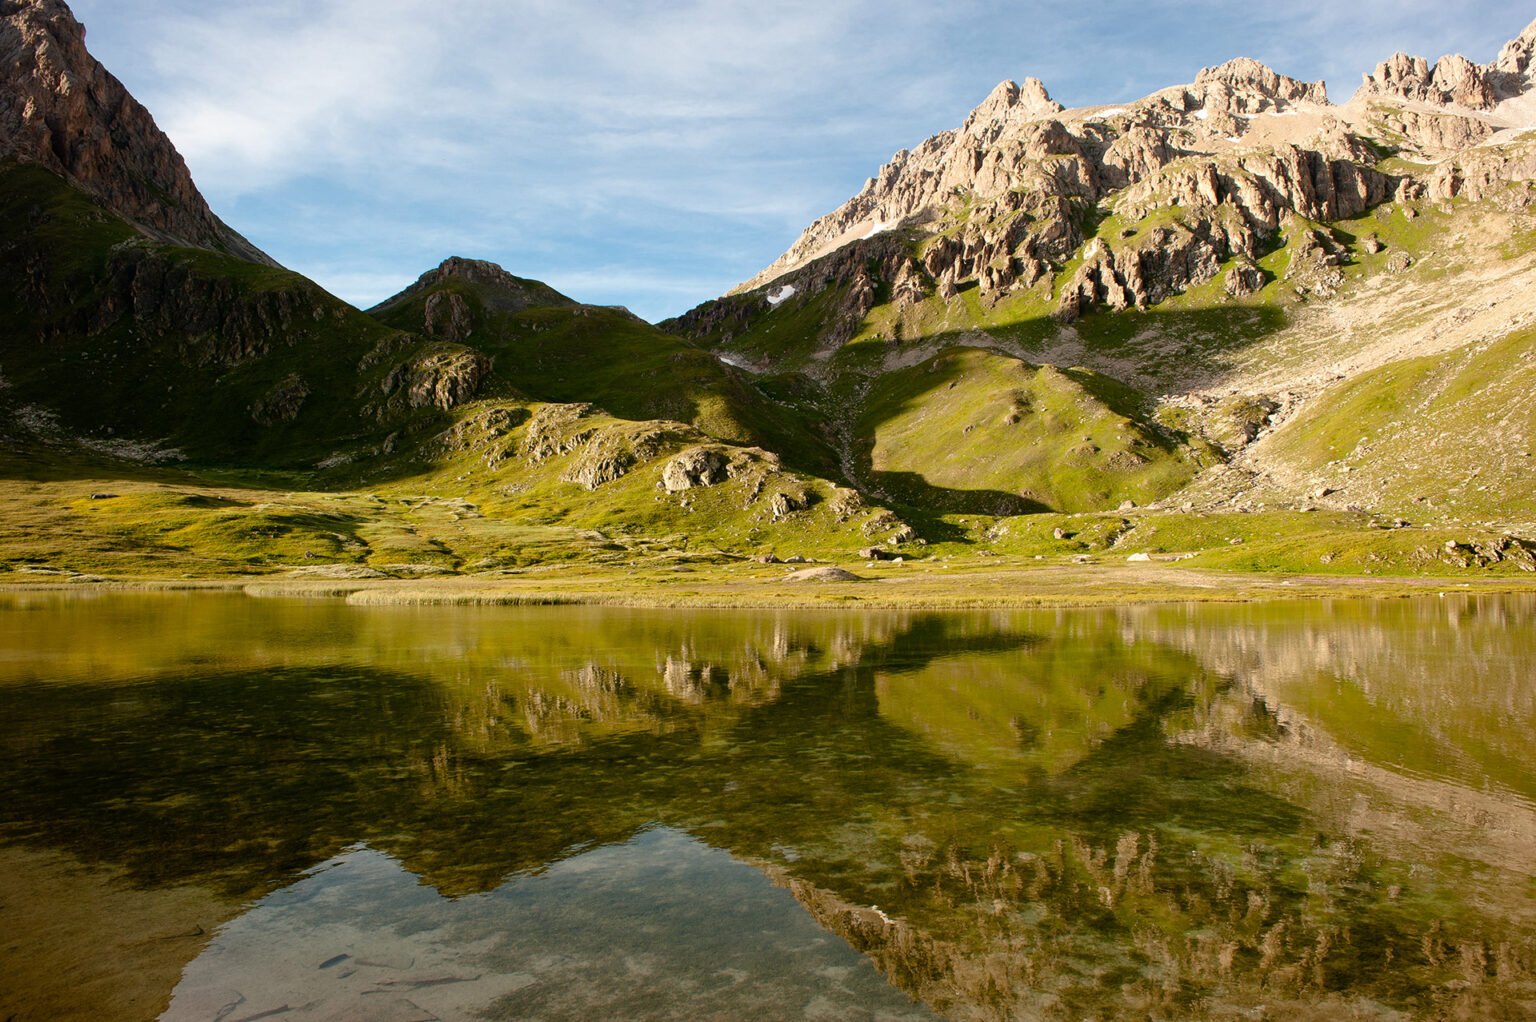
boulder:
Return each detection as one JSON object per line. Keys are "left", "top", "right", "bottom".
{"left": 784, "top": 566, "right": 863, "bottom": 582}
{"left": 662, "top": 447, "right": 729, "bottom": 492}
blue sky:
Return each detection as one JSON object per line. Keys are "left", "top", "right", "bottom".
{"left": 69, "top": 1, "right": 1531, "bottom": 321}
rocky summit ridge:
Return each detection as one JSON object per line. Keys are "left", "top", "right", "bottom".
{"left": 725, "top": 18, "right": 1536, "bottom": 319}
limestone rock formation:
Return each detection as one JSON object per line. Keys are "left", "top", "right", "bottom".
{"left": 719, "top": 54, "right": 1351, "bottom": 323}
{"left": 662, "top": 447, "right": 729, "bottom": 492}
{"left": 1496, "top": 18, "right": 1536, "bottom": 83}
{"left": 0, "top": 0, "right": 273, "bottom": 263}
{"left": 676, "top": 20, "right": 1536, "bottom": 348}
{"left": 1359, "top": 53, "right": 1497, "bottom": 110}
{"left": 1357, "top": 19, "right": 1536, "bottom": 109}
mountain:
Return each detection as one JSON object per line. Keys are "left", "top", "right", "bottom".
{"left": 4, "top": 0, "right": 1536, "bottom": 583}
{"left": 0, "top": 0, "right": 271, "bottom": 263}
{"left": 664, "top": 14, "right": 1536, "bottom": 558}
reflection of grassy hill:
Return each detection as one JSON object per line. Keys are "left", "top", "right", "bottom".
{"left": 874, "top": 630, "right": 1213, "bottom": 776}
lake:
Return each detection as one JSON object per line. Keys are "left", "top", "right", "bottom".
{"left": 0, "top": 592, "right": 1532, "bottom": 1020}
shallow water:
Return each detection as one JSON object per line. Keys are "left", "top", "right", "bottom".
{"left": 0, "top": 593, "right": 1533, "bottom": 1020}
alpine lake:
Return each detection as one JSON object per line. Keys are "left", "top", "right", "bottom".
{"left": 1, "top": 591, "right": 1533, "bottom": 1021}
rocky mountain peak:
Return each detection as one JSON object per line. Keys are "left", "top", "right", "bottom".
{"left": 1496, "top": 17, "right": 1536, "bottom": 81}
{"left": 0, "top": 0, "right": 273, "bottom": 264}
{"left": 960, "top": 77, "right": 1064, "bottom": 141}
{"left": 369, "top": 257, "right": 576, "bottom": 334}
{"left": 1359, "top": 51, "right": 1497, "bottom": 110}
{"left": 1193, "top": 58, "right": 1328, "bottom": 109}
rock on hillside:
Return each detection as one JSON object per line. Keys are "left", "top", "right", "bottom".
{"left": 0, "top": 0, "right": 274, "bottom": 264}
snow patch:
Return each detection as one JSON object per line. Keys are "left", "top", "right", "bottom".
{"left": 1194, "top": 108, "right": 1209, "bottom": 121}
{"left": 860, "top": 221, "right": 889, "bottom": 240}
{"left": 767, "top": 284, "right": 797, "bottom": 307}
{"left": 1085, "top": 107, "right": 1128, "bottom": 122}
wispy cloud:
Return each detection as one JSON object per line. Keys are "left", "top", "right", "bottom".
{"left": 68, "top": 0, "right": 1536, "bottom": 320}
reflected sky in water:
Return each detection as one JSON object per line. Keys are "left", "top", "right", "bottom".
{"left": 0, "top": 593, "right": 1532, "bottom": 1021}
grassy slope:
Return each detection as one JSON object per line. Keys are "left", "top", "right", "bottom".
{"left": 856, "top": 347, "right": 1209, "bottom": 514}
{"left": 369, "top": 276, "right": 839, "bottom": 479}
{"left": 0, "top": 163, "right": 895, "bottom": 574}
{"left": 1260, "top": 321, "right": 1536, "bottom": 520}
{"left": 0, "top": 160, "right": 438, "bottom": 467}
{"left": 7, "top": 135, "right": 1536, "bottom": 584}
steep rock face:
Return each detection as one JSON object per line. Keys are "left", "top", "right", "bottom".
{"left": 732, "top": 77, "right": 1079, "bottom": 294}
{"left": 51, "top": 244, "right": 332, "bottom": 367}
{"left": 0, "top": 0, "right": 273, "bottom": 264}
{"left": 701, "top": 18, "right": 1536, "bottom": 348}
{"left": 1423, "top": 138, "right": 1536, "bottom": 202}
{"left": 1496, "top": 19, "right": 1536, "bottom": 81}
{"left": 1363, "top": 104, "right": 1495, "bottom": 158}
{"left": 385, "top": 347, "right": 492, "bottom": 412}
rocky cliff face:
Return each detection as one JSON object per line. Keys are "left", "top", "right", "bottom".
{"left": 0, "top": 0, "right": 273, "bottom": 264}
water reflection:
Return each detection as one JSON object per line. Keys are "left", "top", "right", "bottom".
{"left": 0, "top": 594, "right": 1532, "bottom": 1021}
{"left": 164, "top": 829, "right": 936, "bottom": 1022}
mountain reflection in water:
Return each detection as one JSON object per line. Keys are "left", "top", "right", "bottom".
{"left": 163, "top": 829, "right": 935, "bottom": 1022}
{"left": 0, "top": 594, "right": 1531, "bottom": 1021}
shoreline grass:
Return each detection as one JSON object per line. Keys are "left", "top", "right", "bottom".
{"left": 4, "top": 561, "right": 1534, "bottom": 610}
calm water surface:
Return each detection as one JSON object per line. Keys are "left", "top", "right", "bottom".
{"left": 0, "top": 593, "right": 1533, "bottom": 1020}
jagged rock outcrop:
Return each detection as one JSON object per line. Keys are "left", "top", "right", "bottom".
{"left": 723, "top": 56, "right": 1347, "bottom": 316}
{"left": 671, "top": 20, "right": 1536, "bottom": 353}
{"left": 522, "top": 403, "right": 596, "bottom": 463}
{"left": 1359, "top": 53, "right": 1497, "bottom": 110}
{"left": 1357, "top": 18, "right": 1536, "bottom": 109}
{"left": 561, "top": 425, "right": 669, "bottom": 490}
{"left": 43, "top": 244, "right": 335, "bottom": 366}
{"left": 1424, "top": 138, "right": 1536, "bottom": 202}
{"left": 959, "top": 77, "right": 1064, "bottom": 144}
{"left": 1364, "top": 105, "right": 1495, "bottom": 158}
{"left": 381, "top": 347, "right": 491, "bottom": 411}
{"left": 423, "top": 291, "right": 473, "bottom": 342}
{"left": 662, "top": 446, "right": 729, "bottom": 492}
{"left": 1496, "top": 18, "right": 1536, "bottom": 83}
{"left": 250, "top": 373, "right": 309, "bottom": 426}
{"left": 0, "top": 0, "right": 274, "bottom": 264}
{"left": 690, "top": 16, "right": 1536, "bottom": 357}
{"left": 732, "top": 77, "right": 1082, "bottom": 294}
